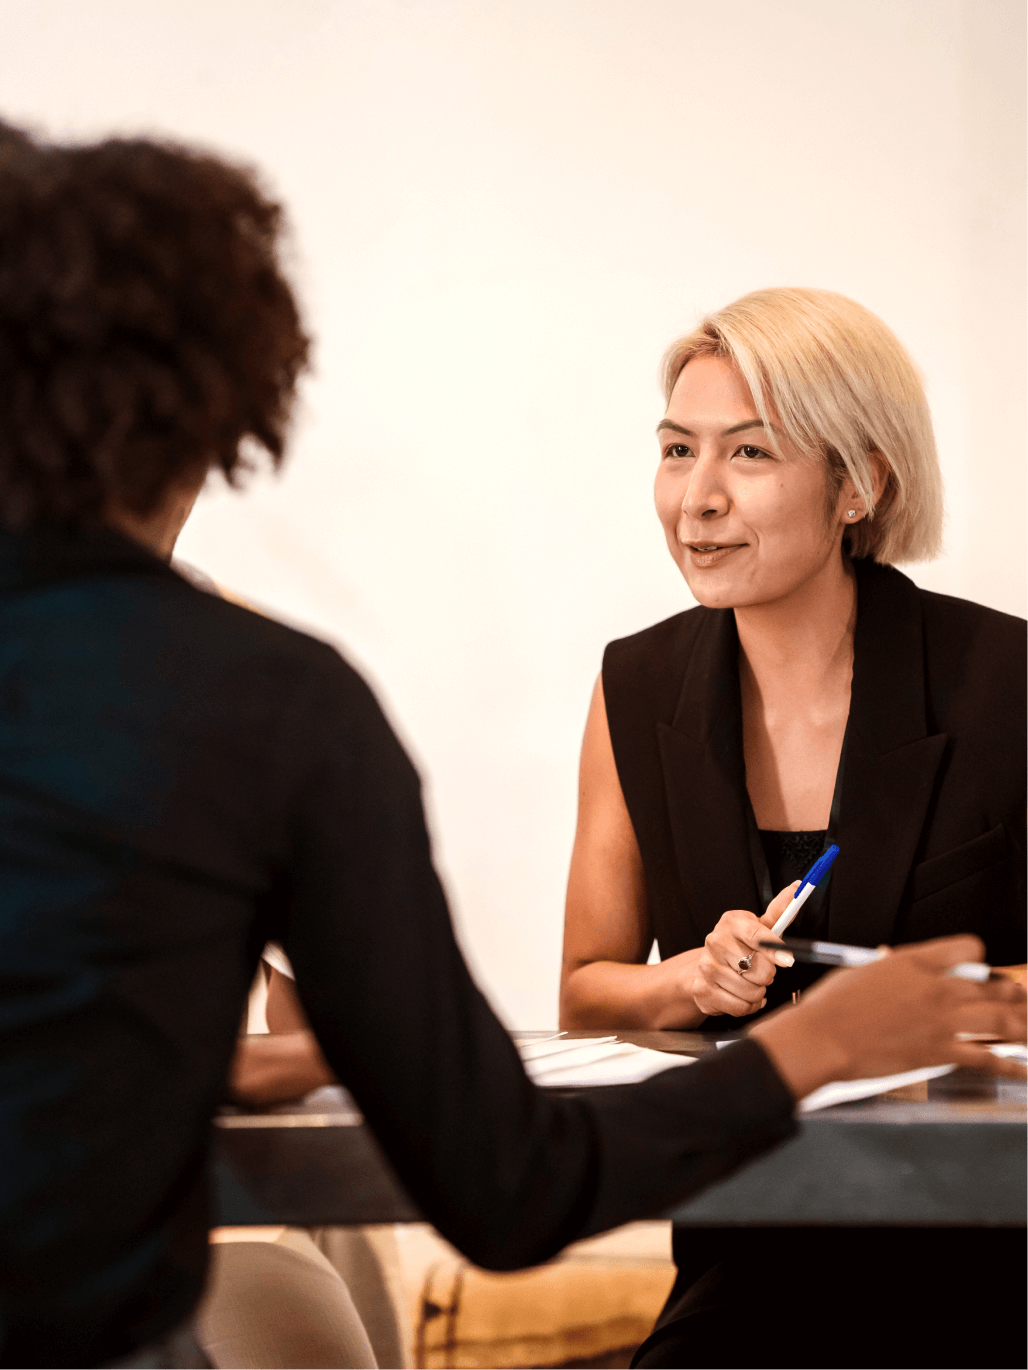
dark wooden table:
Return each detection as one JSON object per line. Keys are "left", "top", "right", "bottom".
{"left": 211, "top": 1030, "right": 1027, "bottom": 1228}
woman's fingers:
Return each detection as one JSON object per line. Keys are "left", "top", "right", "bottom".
{"left": 932, "top": 959, "right": 1026, "bottom": 1041}
{"left": 700, "top": 942, "right": 769, "bottom": 996}
{"left": 719, "top": 953, "right": 776, "bottom": 989}
{"left": 759, "top": 882, "right": 801, "bottom": 930}
{"left": 755, "top": 933, "right": 1028, "bottom": 1095}
{"left": 949, "top": 1042, "right": 1027, "bottom": 1081}
{"left": 694, "top": 952, "right": 767, "bottom": 1013}
{"left": 898, "top": 932, "right": 986, "bottom": 967}
{"left": 695, "top": 967, "right": 762, "bottom": 1007}
{"left": 695, "top": 905, "right": 802, "bottom": 1017}
{"left": 695, "top": 982, "right": 766, "bottom": 1017}
{"left": 694, "top": 957, "right": 769, "bottom": 1016}
{"left": 745, "top": 953, "right": 779, "bottom": 985}
{"left": 951, "top": 995, "right": 1027, "bottom": 1043}
{"left": 709, "top": 911, "right": 781, "bottom": 959}
{"left": 709, "top": 965, "right": 766, "bottom": 1003}
{"left": 706, "top": 918, "right": 780, "bottom": 984}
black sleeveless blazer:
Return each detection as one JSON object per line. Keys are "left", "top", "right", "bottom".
{"left": 602, "top": 559, "right": 1026, "bottom": 973}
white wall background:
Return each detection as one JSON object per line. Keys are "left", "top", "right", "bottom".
{"left": 2, "top": 0, "right": 1023, "bottom": 1027}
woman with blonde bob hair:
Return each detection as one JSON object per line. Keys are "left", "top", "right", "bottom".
{"left": 560, "top": 287, "right": 1025, "bottom": 1369}
{"left": 662, "top": 287, "right": 944, "bottom": 566}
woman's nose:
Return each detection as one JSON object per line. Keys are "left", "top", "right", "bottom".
{"left": 681, "top": 454, "right": 729, "bottom": 520}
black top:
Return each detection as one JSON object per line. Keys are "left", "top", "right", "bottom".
{"left": 603, "top": 559, "right": 1026, "bottom": 1024}
{"left": 758, "top": 828, "right": 827, "bottom": 923}
{"left": 0, "top": 526, "right": 796, "bottom": 1369}
{"left": 758, "top": 830, "right": 827, "bottom": 894}
{"left": 757, "top": 829, "right": 831, "bottom": 946}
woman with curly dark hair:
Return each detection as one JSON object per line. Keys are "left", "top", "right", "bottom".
{"left": 0, "top": 122, "right": 1021, "bottom": 1370}
{"left": 0, "top": 121, "right": 308, "bottom": 537}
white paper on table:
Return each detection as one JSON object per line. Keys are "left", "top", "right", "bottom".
{"left": 523, "top": 1041, "right": 636, "bottom": 1078}
{"left": 798, "top": 1064, "right": 955, "bottom": 1112}
{"left": 518, "top": 1036, "right": 616, "bottom": 1063}
{"left": 520, "top": 1038, "right": 695, "bottom": 1087}
{"left": 988, "top": 1042, "right": 1028, "bottom": 1065}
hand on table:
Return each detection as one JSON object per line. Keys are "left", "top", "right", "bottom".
{"left": 691, "top": 882, "right": 799, "bottom": 1018}
{"left": 751, "top": 933, "right": 1028, "bottom": 1102}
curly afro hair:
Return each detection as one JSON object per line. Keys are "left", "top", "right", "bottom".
{"left": 0, "top": 121, "right": 310, "bottom": 528}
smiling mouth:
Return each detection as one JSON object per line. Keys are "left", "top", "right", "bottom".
{"left": 682, "top": 541, "right": 747, "bottom": 567}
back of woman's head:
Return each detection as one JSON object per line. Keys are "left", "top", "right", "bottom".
{"left": 0, "top": 122, "right": 310, "bottom": 528}
{"left": 662, "top": 287, "right": 944, "bottom": 565}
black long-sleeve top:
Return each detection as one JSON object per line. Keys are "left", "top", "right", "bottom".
{"left": 0, "top": 527, "right": 796, "bottom": 1368}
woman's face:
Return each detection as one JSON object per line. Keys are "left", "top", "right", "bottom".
{"left": 654, "top": 355, "right": 845, "bottom": 610}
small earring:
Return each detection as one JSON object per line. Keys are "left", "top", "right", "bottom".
{"left": 847, "top": 509, "right": 857, "bottom": 518}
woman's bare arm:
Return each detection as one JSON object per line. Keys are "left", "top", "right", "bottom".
{"left": 560, "top": 677, "right": 794, "bottom": 1029}
{"left": 559, "top": 677, "right": 710, "bottom": 1029}
{"left": 228, "top": 1031, "right": 336, "bottom": 1105}
{"left": 228, "top": 968, "right": 337, "bottom": 1106}
{"left": 264, "top": 967, "right": 312, "bottom": 1033}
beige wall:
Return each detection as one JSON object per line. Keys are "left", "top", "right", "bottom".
{"left": 2, "top": 0, "right": 1023, "bottom": 1026}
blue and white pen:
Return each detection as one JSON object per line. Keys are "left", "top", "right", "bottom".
{"left": 770, "top": 844, "right": 841, "bottom": 937}
{"left": 738, "top": 844, "right": 840, "bottom": 971}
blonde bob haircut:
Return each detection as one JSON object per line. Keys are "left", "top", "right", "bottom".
{"left": 661, "top": 287, "right": 944, "bottom": 565}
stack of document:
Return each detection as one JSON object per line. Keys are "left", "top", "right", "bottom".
{"left": 517, "top": 1034, "right": 694, "bottom": 1088}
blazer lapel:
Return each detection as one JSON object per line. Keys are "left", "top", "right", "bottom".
{"left": 657, "top": 609, "right": 762, "bottom": 944}
{"left": 828, "top": 562, "right": 947, "bottom": 948}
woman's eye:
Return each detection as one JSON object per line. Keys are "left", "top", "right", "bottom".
{"left": 664, "top": 443, "right": 693, "bottom": 460}
{"left": 736, "top": 444, "right": 769, "bottom": 460}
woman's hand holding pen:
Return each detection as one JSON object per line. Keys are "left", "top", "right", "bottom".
{"left": 691, "top": 883, "right": 799, "bottom": 1018}
{"left": 750, "top": 934, "right": 1028, "bottom": 1102}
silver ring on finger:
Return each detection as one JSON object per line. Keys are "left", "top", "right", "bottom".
{"left": 738, "top": 954, "right": 753, "bottom": 973}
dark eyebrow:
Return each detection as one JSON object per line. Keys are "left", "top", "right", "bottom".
{"left": 655, "top": 418, "right": 771, "bottom": 438}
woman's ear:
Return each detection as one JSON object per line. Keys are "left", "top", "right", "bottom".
{"left": 867, "top": 450, "right": 889, "bottom": 505}
{"left": 837, "top": 480, "right": 868, "bottom": 525}
{"left": 838, "top": 452, "right": 889, "bottom": 524}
